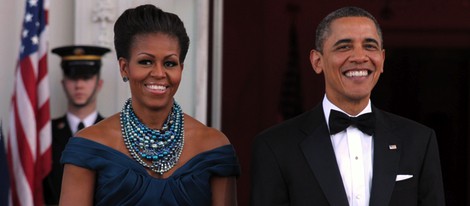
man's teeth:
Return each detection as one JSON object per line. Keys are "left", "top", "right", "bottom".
{"left": 345, "top": 70, "right": 368, "bottom": 77}
{"left": 147, "top": 85, "right": 166, "bottom": 90}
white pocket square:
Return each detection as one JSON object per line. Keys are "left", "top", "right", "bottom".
{"left": 396, "top": 174, "right": 413, "bottom": 181}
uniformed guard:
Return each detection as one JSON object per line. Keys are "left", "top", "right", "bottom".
{"left": 43, "top": 45, "right": 110, "bottom": 205}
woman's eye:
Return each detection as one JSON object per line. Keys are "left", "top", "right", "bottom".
{"left": 164, "top": 61, "right": 178, "bottom": 67}
{"left": 138, "top": 60, "right": 153, "bottom": 66}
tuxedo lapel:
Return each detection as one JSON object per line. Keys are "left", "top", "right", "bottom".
{"left": 95, "top": 113, "right": 104, "bottom": 123}
{"left": 369, "top": 108, "right": 402, "bottom": 206}
{"left": 300, "top": 105, "right": 349, "bottom": 206}
{"left": 53, "top": 115, "right": 72, "bottom": 139}
{"left": 298, "top": 105, "right": 403, "bottom": 205}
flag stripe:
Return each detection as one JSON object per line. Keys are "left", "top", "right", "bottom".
{"left": 16, "top": 70, "right": 37, "bottom": 156}
{"left": 14, "top": 97, "right": 35, "bottom": 183}
{"left": 20, "top": 58, "right": 38, "bottom": 113}
{"left": 12, "top": 97, "right": 35, "bottom": 206}
{"left": 8, "top": 108, "right": 31, "bottom": 206}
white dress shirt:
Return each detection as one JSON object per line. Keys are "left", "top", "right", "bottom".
{"left": 322, "top": 96, "right": 374, "bottom": 206}
{"left": 66, "top": 111, "right": 98, "bottom": 134}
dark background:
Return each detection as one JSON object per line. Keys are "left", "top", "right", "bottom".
{"left": 219, "top": 0, "right": 470, "bottom": 205}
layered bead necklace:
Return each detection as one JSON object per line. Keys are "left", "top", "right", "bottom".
{"left": 120, "top": 98, "right": 184, "bottom": 175}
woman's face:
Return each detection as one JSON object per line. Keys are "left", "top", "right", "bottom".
{"left": 119, "top": 32, "right": 183, "bottom": 111}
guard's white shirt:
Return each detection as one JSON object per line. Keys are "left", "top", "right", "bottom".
{"left": 322, "top": 96, "right": 373, "bottom": 206}
{"left": 66, "top": 111, "right": 98, "bottom": 134}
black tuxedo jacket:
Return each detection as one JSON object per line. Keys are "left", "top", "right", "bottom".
{"left": 250, "top": 104, "right": 445, "bottom": 206}
{"left": 43, "top": 114, "right": 104, "bottom": 204}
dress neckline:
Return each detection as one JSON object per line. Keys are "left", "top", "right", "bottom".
{"left": 70, "top": 136, "right": 233, "bottom": 179}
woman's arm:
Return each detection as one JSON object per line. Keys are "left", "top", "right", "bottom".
{"left": 59, "top": 164, "right": 95, "bottom": 206}
{"left": 211, "top": 176, "right": 238, "bottom": 206}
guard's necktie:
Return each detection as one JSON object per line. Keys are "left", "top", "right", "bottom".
{"left": 77, "top": 122, "right": 85, "bottom": 132}
{"left": 328, "top": 109, "right": 375, "bottom": 135}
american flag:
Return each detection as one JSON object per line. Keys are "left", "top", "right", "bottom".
{"left": 6, "top": 0, "right": 52, "bottom": 205}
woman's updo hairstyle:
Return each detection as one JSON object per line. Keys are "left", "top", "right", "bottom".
{"left": 114, "top": 4, "right": 190, "bottom": 62}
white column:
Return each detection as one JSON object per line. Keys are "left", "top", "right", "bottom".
{"left": 212, "top": 0, "right": 224, "bottom": 129}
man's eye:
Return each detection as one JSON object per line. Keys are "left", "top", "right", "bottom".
{"left": 364, "top": 44, "right": 379, "bottom": 50}
{"left": 336, "top": 45, "right": 350, "bottom": 51}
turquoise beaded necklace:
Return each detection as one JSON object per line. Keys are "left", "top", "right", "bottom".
{"left": 120, "top": 98, "right": 184, "bottom": 175}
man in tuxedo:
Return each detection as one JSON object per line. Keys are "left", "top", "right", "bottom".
{"left": 250, "top": 6, "right": 445, "bottom": 206}
{"left": 43, "top": 45, "right": 110, "bottom": 205}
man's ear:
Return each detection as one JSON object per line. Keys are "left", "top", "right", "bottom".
{"left": 380, "top": 49, "right": 385, "bottom": 74}
{"left": 310, "top": 49, "right": 323, "bottom": 74}
{"left": 97, "top": 79, "right": 104, "bottom": 91}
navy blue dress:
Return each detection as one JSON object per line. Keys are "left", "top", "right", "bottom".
{"left": 61, "top": 137, "right": 240, "bottom": 206}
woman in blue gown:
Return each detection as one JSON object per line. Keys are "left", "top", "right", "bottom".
{"left": 59, "top": 4, "right": 240, "bottom": 206}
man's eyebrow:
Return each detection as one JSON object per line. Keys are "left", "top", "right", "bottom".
{"left": 364, "top": 38, "right": 379, "bottom": 45}
{"left": 333, "top": 39, "right": 352, "bottom": 47}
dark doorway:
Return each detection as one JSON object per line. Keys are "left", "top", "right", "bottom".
{"left": 372, "top": 48, "right": 470, "bottom": 205}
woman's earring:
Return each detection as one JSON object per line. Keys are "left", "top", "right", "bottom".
{"left": 122, "top": 77, "right": 129, "bottom": 82}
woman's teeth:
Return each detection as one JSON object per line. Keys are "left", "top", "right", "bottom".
{"left": 147, "top": 85, "right": 167, "bottom": 91}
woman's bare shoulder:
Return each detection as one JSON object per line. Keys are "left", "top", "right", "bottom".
{"left": 184, "top": 114, "right": 230, "bottom": 150}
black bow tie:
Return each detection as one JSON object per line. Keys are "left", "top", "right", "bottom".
{"left": 328, "top": 110, "right": 375, "bottom": 135}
